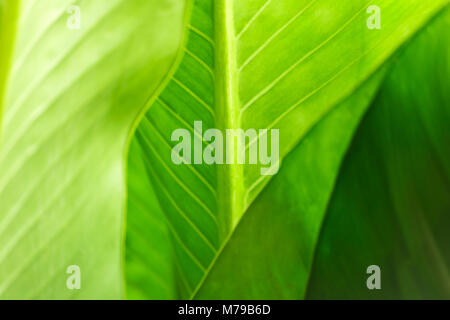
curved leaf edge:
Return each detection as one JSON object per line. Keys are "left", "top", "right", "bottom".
{"left": 121, "top": 0, "right": 194, "bottom": 298}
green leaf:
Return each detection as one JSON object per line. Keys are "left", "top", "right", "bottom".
{"left": 127, "top": 0, "right": 448, "bottom": 298}
{"left": 0, "top": 0, "right": 187, "bottom": 299}
{"left": 306, "top": 9, "right": 450, "bottom": 299}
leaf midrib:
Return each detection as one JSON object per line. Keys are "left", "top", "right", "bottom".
{"left": 214, "top": 0, "right": 243, "bottom": 236}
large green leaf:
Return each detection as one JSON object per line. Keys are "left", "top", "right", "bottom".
{"left": 195, "top": 7, "right": 450, "bottom": 299}
{"left": 196, "top": 7, "right": 450, "bottom": 299}
{"left": 0, "top": 0, "right": 187, "bottom": 299}
{"left": 127, "top": 0, "right": 449, "bottom": 298}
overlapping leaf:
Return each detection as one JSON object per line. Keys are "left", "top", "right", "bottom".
{"left": 127, "top": 0, "right": 449, "bottom": 299}
{"left": 306, "top": 10, "right": 450, "bottom": 298}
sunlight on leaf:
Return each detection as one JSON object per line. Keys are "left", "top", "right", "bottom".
{"left": 0, "top": 0, "right": 187, "bottom": 299}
